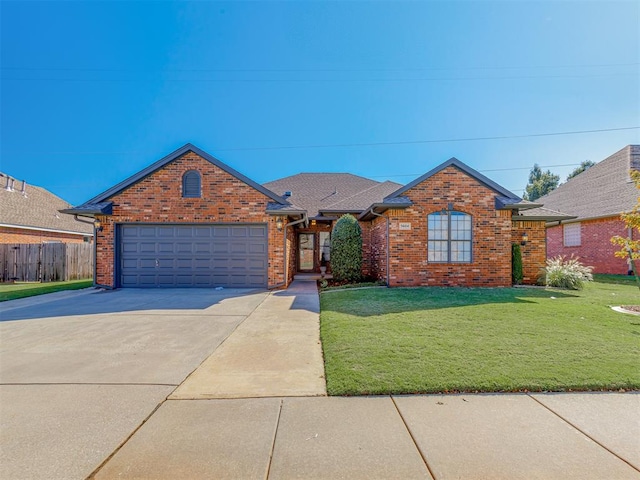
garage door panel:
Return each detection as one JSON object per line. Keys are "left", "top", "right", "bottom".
{"left": 119, "top": 224, "right": 267, "bottom": 288}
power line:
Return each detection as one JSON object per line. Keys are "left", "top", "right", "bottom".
{"left": 2, "top": 62, "right": 638, "bottom": 73}
{"left": 4, "top": 126, "right": 638, "bottom": 157}
{"left": 372, "top": 163, "right": 584, "bottom": 179}
{"left": 215, "top": 126, "right": 640, "bottom": 152}
{"left": 3, "top": 72, "right": 636, "bottom": 83}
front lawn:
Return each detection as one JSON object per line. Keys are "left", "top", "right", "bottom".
{"left": 0, "top": 280, "right": 93, "bottom": 302}
{"left": 320, "top": 279, "right": 640, "bottom": 395}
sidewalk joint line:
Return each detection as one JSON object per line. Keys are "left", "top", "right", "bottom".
{"left": 85, "top": 395, "right": 169, "bottom": 480}
{"left": 390, "top": 395, "right": 438, "bottom": 480}
{"left": 527, "top": 394, "right": 640, "bottom": 474}
{"left": 265, "top": 398, "right": 284, "bottom": 480}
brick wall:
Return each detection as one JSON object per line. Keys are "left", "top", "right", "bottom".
{"left": 512, "top": 220, "right": 546, "bottom": 284}
{"left": 382, "top": 166, "right": 513, "bottom": 287}
{"left": 359, "top": 220, "right": 372, "bottom": 277}
{"left": 370, "top": 216, "right": 388, "bottom": 282}
{"left": 0, "top": 226, "right": 91, "bottom": 244}
{"left": 94, "top": 151, "right": 286, "bottom": 288}
{"left": 547, "top": 217, "right": 631, "bottom": 274}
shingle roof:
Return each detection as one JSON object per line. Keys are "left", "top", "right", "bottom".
{"left": 512, "top": 206, "right": 577, "bottom": 222}
{"left": 537, "top": 145, "right": 639, "bottom": 221}
{"left": 0, "top": 173, "right": 93, "bottom": 235}
{"left": 263, "top": 173, "right": 401, "bottom": 218}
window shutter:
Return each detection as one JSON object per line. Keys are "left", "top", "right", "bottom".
{"left": 183, "top": 171, "right": 201, "bottom": 198}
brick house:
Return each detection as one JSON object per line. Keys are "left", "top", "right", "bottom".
{"left": 64, "top": 144, "right": 569, "bottom": 289}
{"left": 539, "top": 145, "right": 639, "bottom": 275}
{"left": 0, "top": 172, "right": 93, "bottom": 244}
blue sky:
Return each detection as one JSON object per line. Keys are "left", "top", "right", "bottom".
{"left": 1, "top": 1, "right": 638, "bottom": 206}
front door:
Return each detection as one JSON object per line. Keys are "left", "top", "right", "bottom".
{"left": 298, "top": 233, "right": 315, "bottom": 272}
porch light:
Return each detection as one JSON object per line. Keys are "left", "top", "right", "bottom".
{"left": 94, "top": 219, "right": 103, "bottom": 232}
{"left": 275, "top": 216, "right": 284, "bottom": 231}
{"left": 521, "top": 233, "right": 529, "bottom": 246}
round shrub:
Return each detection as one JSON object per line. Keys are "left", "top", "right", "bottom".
{"left": 330, "top": 214, "right": 362, "bottom": 282}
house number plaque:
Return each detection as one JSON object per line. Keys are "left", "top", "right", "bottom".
{"left": 399, "top": 222, "right": 411, "bottom": 230}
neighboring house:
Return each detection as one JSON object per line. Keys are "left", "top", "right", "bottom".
{"left": 64, "top": 143, "right": 570, "bottom": 289}
{"left": 0, "top": 172, "right": 93, "bottom": 244}
{"left": 538, "top": 145, "right": 639, "bottom": 275}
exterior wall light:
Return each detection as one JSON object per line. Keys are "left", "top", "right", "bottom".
{"left": 521, "top": 233, "right": 529, "bottom": 246}
{"left": 275, "top": 217, "right": 284, "bottom": 231}
{"left": 94, "top": 219, "right": 103, "bottom": 232}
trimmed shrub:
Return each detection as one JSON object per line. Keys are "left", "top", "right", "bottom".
{"left": 512, "top": 243, "right": 523, "bottom": 285}
{"left": 330, "top": 214, "right": 362, "bottom": 282}
{"left": 540, "top": 255, "right": 593, "bottom": 290}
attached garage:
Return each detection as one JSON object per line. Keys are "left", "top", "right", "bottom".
{"left": 118, "top": 224, "right": 268, "bottom": 288}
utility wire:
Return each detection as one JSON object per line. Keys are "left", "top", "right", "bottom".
{"left": 2, "top": 62, "right": 638, "bottom": 72}
{"left": 5, "top": 126, "right": 638, "bottom": 156}
{"left": 215, "top": 126, "right": 640, "bottom": 152}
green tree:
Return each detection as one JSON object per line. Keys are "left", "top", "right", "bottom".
{"left": 611, "top": 170, "right": 640, "bottom": 290}
{"left": 511, "top": 243, "right": 523, "bottom": 285}
{"left": 566, "top": 160, "right": 596, "bottom": 181}
{"left": 330, "top": 214, "right": 362, "bottom": 282}
{"left": 523, "top": 164, "right": 560, "bottom": 201}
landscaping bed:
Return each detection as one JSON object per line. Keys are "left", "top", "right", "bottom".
{"left": 320, "top": 278, "right": 640, "bottom": 395}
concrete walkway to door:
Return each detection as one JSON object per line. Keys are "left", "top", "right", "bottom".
{"left": 171, "top": 280, "right": 327, "bottom": 399}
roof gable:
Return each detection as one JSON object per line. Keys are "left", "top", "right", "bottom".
{"left": 80, "top": 143, "right": 287, "bottom": 206}
{"left": 386, "top": 157, "right": 520, "bottom": 201}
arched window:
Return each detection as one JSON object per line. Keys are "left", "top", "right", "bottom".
{"left": 427, "top": 211, "right": 472, "bottom": 263}
{"left": 182, "top": 170, "right": 201, "bottom": 198}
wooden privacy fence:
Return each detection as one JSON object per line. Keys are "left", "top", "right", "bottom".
{"left": 0, "top": 243, "right": 93, "bottom": 282}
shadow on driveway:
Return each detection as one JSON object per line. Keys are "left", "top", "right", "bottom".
{"left": 0, "top": 287, "right": 267, "bottom": 322}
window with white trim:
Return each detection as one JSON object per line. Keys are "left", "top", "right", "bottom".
{"left": 428, "top": 211, "right": 472, "bottom": 262}
{"left": 182, "top": 170, "right": 201, "bottom": 198}
{"left": 563, "top": 222, "right": 581, "bottom": 247}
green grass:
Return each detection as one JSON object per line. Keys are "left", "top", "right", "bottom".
{"left": 0, "top": 280, "right": 93, "bottom": 302}
{"left": 320, "top": 279, "right": 640, "bottom": 395}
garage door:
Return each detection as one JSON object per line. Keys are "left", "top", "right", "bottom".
{"left": 119, "top": 224, "right": 268, "bottom": 288}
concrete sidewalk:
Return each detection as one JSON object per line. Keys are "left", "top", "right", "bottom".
{"left": 94, "top": 392, "right": 640, "bottom": 479}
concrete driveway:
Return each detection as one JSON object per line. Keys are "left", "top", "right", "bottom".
{"left": 0, "top": 287, "right": 271, "bottom": 479}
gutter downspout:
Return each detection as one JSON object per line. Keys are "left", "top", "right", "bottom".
{"left": 367, "top": 207, "right": 390, "bottom": 286}
{"left": 269, "top": 214, "right": 308, "bottom": 289}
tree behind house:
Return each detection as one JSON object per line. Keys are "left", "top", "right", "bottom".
{"left": 566, "top": 160, "right": 596, "bottom": 181}
{"left": 331, "top": 214, "right": 363, "bottom": 282}
{"left": 523, "top": 164, "right": 560, "bottom": 201}
{"left": 611, "top": 170, "right": 640, "bottom": 290}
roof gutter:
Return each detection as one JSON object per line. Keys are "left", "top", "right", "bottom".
{"left": 545, "top": 213, "right": 621, "bottom": 227}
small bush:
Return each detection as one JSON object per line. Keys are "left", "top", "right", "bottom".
{"left": 512, "top": 243, "right": 523, "bottom": 285}
{"left": 331, "top": 214, "right": 362, "bottom": 282}
{"left": 540, "top": 255, "right": 593, "bottom": 290}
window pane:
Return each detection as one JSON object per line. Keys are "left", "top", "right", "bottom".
{"left": 428, "top": 211, "right": 472, "bottom": 263}
{"left": 428, "top": 240, "right": 448, "bottom": 262}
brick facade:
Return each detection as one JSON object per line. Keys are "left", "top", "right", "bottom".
{"left": 512, "top": 221, "right": 546, "bottom": 284}
{"left": 0, "top": 226, "right": 91, "bottom": 244}
{"left": 547, "top": 217, "right": 631, "bottom": 274}
{"left": 377, "top": 166, "right": 514, "bottom": 287}
{"left": 94, "top": 151, "right": 286, "bottom": 288}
